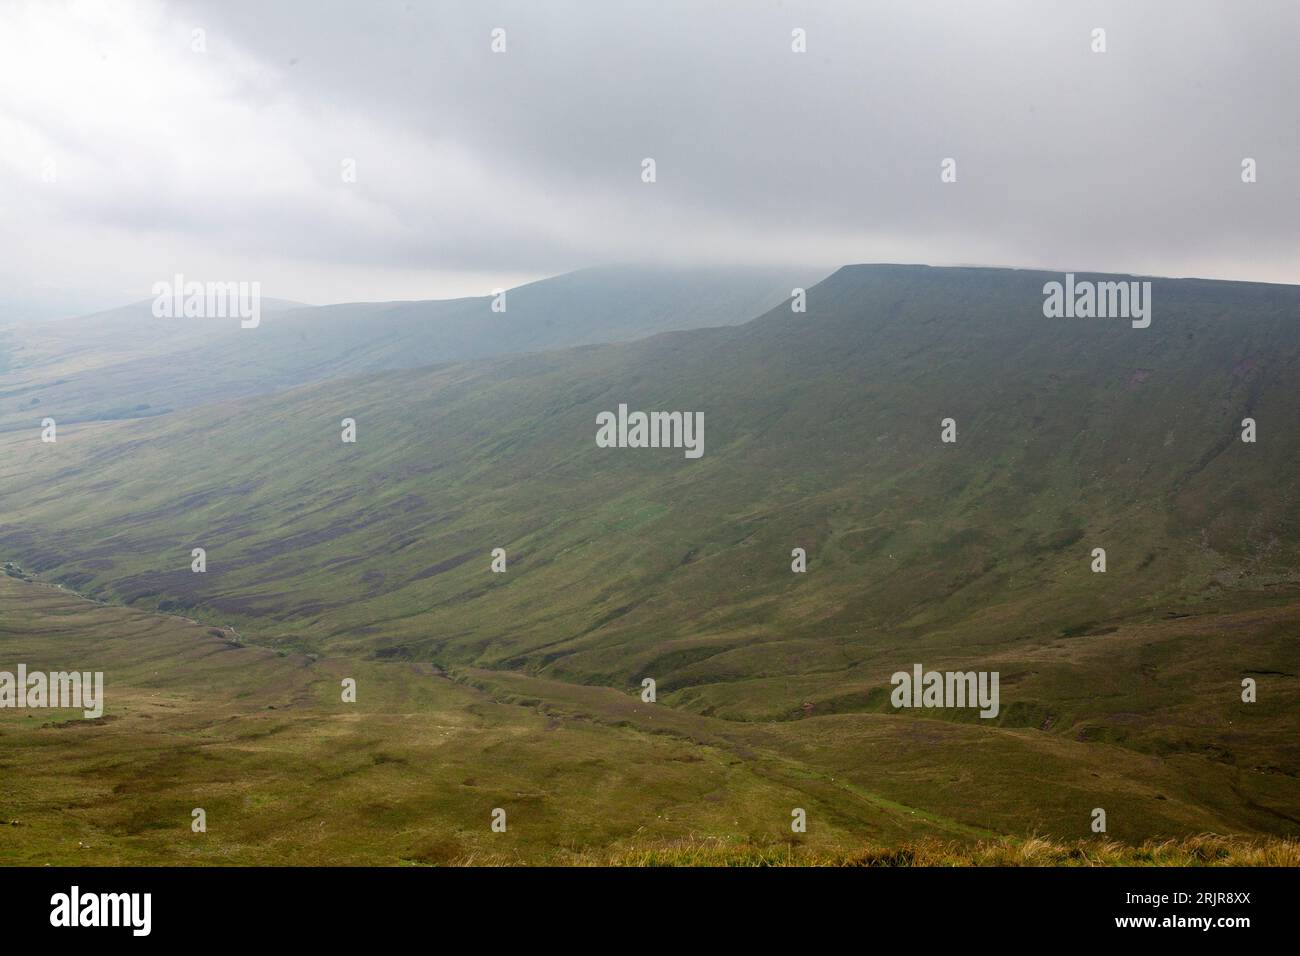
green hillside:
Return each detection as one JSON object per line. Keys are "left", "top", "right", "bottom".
{"left": 0, "top": 265, "right": 815, "bottom": 432}
{"left": 1, "top": 573, "right": 1295, "bottom": 862}
{"left": 2, "top": 264, "right": 1298, "bottom": 855}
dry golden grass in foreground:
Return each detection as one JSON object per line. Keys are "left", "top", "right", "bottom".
{"left": 451, "top": 834, "right": 1300, "bottom": 867}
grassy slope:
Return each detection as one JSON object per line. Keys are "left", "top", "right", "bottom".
{"left": 1, "top": 574, "right": 1295, "bottom": 864}
{"left": 594, "top": 835, "right": 1300, "bottom": 867}
{"left": 0, "top": 574, "right": 988, "bottom": 864}
{"left": 1, "top": 264, "right": 1298, "bottom": 856}
{"left": 0, "top": 266, "right": 815, "bottom": 433}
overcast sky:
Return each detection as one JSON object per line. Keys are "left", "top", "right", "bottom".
{"left": 1, "top": 0, "right": 1297, "bottom": 319}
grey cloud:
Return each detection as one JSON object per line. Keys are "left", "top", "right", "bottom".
{"left": 2, "top": 0, "right": 1297, "bottom": 318}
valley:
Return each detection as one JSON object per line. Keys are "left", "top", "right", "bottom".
{"left": 1, "top": 264, "right": 1298, "bottom": 863}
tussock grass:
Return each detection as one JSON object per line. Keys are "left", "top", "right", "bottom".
{"left": 539, "top": 834, "right": 1300, "bottom": 867}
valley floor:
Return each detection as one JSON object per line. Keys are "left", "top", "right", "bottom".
{"left": 1, "top": 573, "right": 1297, "bottom": 866}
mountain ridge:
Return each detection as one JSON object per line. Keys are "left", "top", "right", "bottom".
{"left": 0, "top": 264, "right": 823, "bottom": 432}
{"left": 2, "top": 262, "right": 1298, "bottom": 847}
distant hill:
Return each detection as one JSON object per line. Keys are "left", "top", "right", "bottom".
{"left": 0, "top": 265, "right": 821, "bottom": 431}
